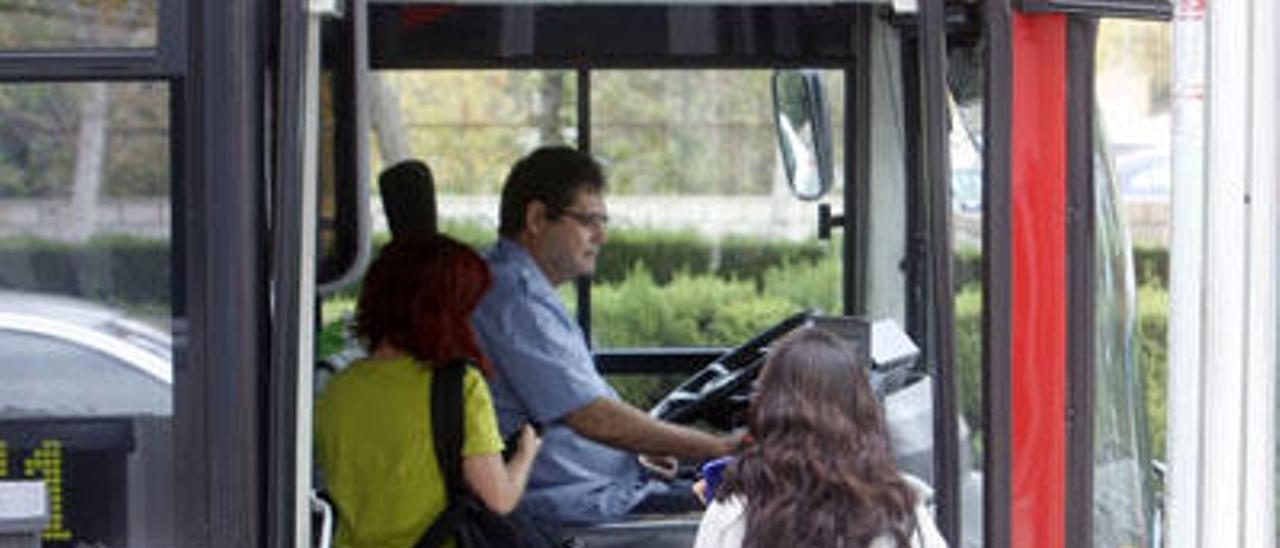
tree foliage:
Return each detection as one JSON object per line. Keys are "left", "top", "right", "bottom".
{"left": 0, "top": 0, "right": 156, "bottom": 49}
{"left": 0, "top": 0, "right": 165, "bottom": 201}
{"left": 0, "top": 82, "right": 167, "bottom": 198}
{"left": 1097, "top": 20, "right": 1170, "bottom": 114}
{"left": 380, "top": 70, "right": 576, "bottom": 194}
{"left": 377, "top": 69, "right": 816, "bottom": 196}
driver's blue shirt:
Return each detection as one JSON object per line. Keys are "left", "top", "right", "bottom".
{"left": 471, "top": 238, "right": 668, "bottom": 524}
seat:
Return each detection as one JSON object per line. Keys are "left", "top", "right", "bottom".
{"left": 379, "top": 159, "right": 438, "bottom": 238}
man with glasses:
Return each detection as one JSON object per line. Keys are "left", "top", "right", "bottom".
{"left": 472, "top": 146, "right": 737, "bottom": 526}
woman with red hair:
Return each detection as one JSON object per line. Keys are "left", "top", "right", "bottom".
{"left": 317, "top": 233, "right": 541, "bottom": 548}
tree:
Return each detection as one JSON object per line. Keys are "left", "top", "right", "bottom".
{"left": 369, "top": 72, "right": 411, "bottom": 166}
{"left": 66, "top": 81, "right": 108, "bottom": 241}
{"left": 63, "top": 0, "right": 144, "bottom": 241}
{"left": 0, "top": 1, "right": 159, "bottom": 240}
{"left": 535, "top": 72, "right": 566, "bottom": 146}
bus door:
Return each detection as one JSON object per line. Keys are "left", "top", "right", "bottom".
{"left": 311, "top": 1, "right": 963, "bottom": 546}
{"left": 309, "top": 2, "right": 1172, "bottom": 548}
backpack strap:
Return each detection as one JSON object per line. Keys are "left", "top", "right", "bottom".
{"left": 415, "top": 358, "right": 471, "bottom": 548}
{"left": 432, "top": 358, "right": 468, "bottom": 494}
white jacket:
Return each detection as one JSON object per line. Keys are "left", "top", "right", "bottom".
{"left": 692, "top": 474, "right": 948, "bottom": 548}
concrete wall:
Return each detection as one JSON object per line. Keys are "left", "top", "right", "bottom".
{"left": 0, "top": 198, "right": 169, "bottom": 240}
{"left": 0, "top": 196, "right": 1170, "bottom": 247}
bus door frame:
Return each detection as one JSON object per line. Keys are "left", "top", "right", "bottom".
{"left": 358, "top": 2, "right": 970, "bottom": 545}
{"left": 983, "top": 2, "right": 1170, "bottom": 548}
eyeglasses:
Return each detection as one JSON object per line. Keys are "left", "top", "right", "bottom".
{"left": 557, "top": 208, "right": 610, "bottom": 230}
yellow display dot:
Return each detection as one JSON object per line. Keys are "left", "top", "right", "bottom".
{"left": 20, "top": 439, "right": 73, "bottom": 541}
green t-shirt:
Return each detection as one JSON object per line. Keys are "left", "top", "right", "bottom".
{"left": 316, "top": 356, "right": 504, "bottom": 548}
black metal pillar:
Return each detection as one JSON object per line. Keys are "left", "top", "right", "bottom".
{"left": 179, "top": 0, "right": 269, "bottom": 545}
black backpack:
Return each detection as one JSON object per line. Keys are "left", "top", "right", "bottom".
{"left": 414, "top": 359, "right": 558, "bottom": 548}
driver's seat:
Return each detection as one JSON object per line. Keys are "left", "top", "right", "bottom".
{"left": 379, "top": 159, "right": 438, "bottom": 238}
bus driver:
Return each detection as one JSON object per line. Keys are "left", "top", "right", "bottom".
{"left": 471, "top": 146, "right": 739, "bottom": 525}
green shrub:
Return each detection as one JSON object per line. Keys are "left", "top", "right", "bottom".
{"left": 591, "top": 264, "right": 795, "bottom": 348}
{"left": 717, "top": 235, "right": 826, "bottom": 288}
{"left": 317, "top": 295, "right": 357, "bottom": 358}
{"left": 954, "top": 247, "right": 982, "bottom": 289}
{"left": 0, "top": 234, "right": 170, "bottom": 308}
{"left": 428, "top": 221, "right": 832, "bottom": 288}
{"left": 437, "top": 221, "right": 496, "bottom": 250}
{"left": 1132, "top": 245, "right": 1168, "bottom": 289}
{"left": 762, "top": 253, "right": 841, "bottom": 312}
{"left": 595, "top": 229, "right": 710, "bottom": 285}
{"left": 1136, "top": 283, "right": 1167, "bottom": 462}
{"left": 699, "top": 291, "right": 797, "bottom": 345}
{"left": 591, "top": 265, "right": 696, "bottom": 347}
{"left": 951, "top": 245, "right": 1168, "bottom": 289}
{"left": 317, "top": 316, "right": 350, "bottom": 360}
{"left": 953, "top": 284, "right": 983, "bottom": 437}
{"left": 592, "top": 265, "right": 796, "bottom": 407}
{"left": 606, "top": 372, "right": 688, "bottom": 410}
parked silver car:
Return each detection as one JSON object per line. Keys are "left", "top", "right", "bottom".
{"left": 0, "top": 291, "right": 171, "bottom": 418}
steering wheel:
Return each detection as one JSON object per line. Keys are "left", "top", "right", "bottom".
{"left": 649, "top": 311, "right": 813, "bottom": 430}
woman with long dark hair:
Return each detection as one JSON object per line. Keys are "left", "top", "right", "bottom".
{"left": 694, "top": 327, "right": 946, "bottom": 548}
{"left": 317, "top": 233, "right": 541, "bottom": 548}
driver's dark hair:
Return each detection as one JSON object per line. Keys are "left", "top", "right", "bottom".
{"left": 717, "top": 327, "right": 917, "bottom": 547}
{"left": 498, "top": 146, "right": 606, "bottom": 238}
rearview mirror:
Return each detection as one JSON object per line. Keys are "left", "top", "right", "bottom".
{"left": 771, "top": 70, "right": 834, "bottom": 201}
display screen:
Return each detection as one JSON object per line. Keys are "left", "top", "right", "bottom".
{"left": 0, "top": 419, "right": 133, "bottom": 546}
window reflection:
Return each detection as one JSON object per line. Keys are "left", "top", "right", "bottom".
{"left": 0, "top": 1, "right": 157, "bottom": 50}
{"left": 0, "top": 80, "right": 173, "bottom": 547}
{"left": 949, "top": 90, "right": 985, "bottom": 548}
{"left": 1092, "top": 129, "right": 1153, "bottom": 547}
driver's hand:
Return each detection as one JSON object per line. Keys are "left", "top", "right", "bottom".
{"left": 639, "top": 454, "right": 679, "bottom": 480}
{"left": 718, "top": 430, "right": 750, "bottom": 455}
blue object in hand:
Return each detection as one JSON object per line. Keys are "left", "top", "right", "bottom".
{"left": 700, "top": 456, "right": 733, "bottom": 501}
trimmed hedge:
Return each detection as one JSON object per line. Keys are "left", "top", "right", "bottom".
{"left": 951, "top": 244, "right": 1168, "bottom": 289}
{"left": 953, "top": 248, "right": 981, "bottom": 290}
{"left": 1132, "top": 245, "right": 1168, "bottom": 288}
{"left": 410, "top": 223, "right": 828, "bottom": 289}
{"left": 0, "top": 235, "right": 170, "bottom": 307}
{"left": 1136, "top": 284, "right": 1168, "bottom": 461}
{"left": 595, "top": 230, "right": 711, "bottom": 285}
{"left": 0, "top": 226, "right": 1169, "bottom": 309}
{"left": 953, "top": 285, "right": 983, "bottom": 437}
{"left": 592, "top": 263, "right": 797, "bottom": 347}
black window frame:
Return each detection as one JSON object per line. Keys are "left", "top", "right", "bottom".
{"left": 362, "top": 4, "right": 961, "bottom": 545}
{"left": 0, "top": 1, "right": 295, "bottom": 546}
{"left": 1017, "top": 0, "right": 1174, "bottom": 19}
{"left": 0, "top": 1, "right": 199, "bottom": 546}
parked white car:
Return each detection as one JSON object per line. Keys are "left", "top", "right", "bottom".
{"left": 0, "top": 291, "right": 171, "bottom": 418}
